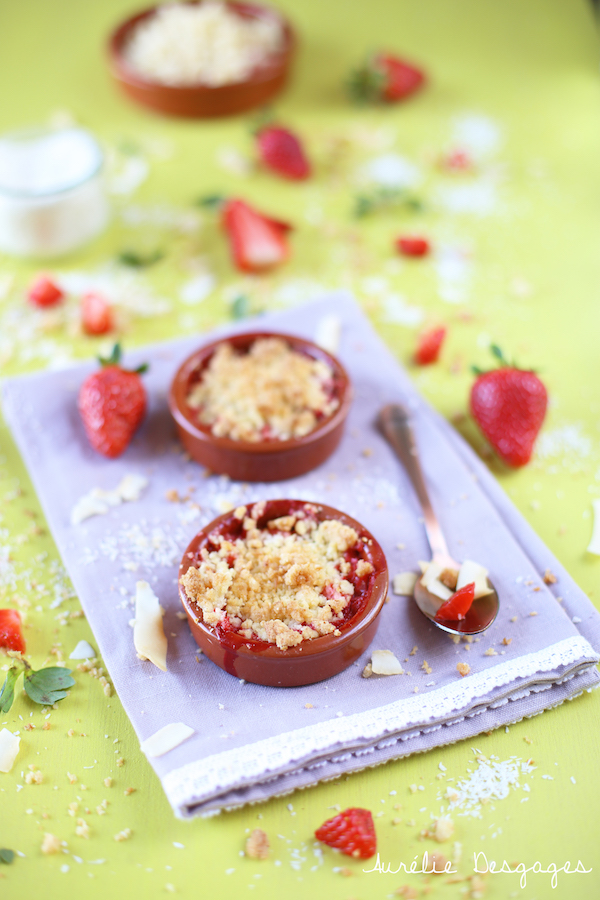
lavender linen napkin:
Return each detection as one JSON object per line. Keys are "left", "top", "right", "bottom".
{"left": 3, "top": 294, "right": 599, "bottom": 818}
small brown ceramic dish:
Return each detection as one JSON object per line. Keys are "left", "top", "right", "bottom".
{"left": 168, "top": 331, "right": 352, "bottom": 482}
{"left": 178, "top": 499, "right": 389, "bottom": 687}
{"left": 107, "top": 2, "right": 294, "bottom": 118}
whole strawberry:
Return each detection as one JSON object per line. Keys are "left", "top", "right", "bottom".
{"left": 470, "top": 346, "right": 547, "bottom": 467}
{"left": 78, "top": 344, "right": 148, "bottom": 459}
{"left": 314, "top": 807, "right": 376, "bottom": 859}
{"left": 256, "top": 125, "right": 311, "bottom": 180}
{"left": 348, "top": 52, "right": 426, "bottom": 104}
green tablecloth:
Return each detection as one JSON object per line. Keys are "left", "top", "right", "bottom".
{"left": 1, "top": 1, "right": 600, "bottom": 897}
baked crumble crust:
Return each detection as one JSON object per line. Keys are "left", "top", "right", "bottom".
{"left": 186, "top": 337, "right": 340, "bottom": 442}
{"left": 180, "top": 502, "right": 375, "bottom": 650}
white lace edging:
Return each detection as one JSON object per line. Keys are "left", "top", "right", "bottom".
{"left": 163, "top": 634, "right": 598, "bottom": 813}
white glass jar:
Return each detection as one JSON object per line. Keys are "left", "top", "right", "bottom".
{"left": 0, "top": 126, "right": 109, "bottom": 258}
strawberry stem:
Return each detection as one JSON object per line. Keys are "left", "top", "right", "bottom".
{"left": 98, "top": 344, "right": 149, "bottom": 376}
{"left": 196, "top": 194, "right": 226, "bottom": 210}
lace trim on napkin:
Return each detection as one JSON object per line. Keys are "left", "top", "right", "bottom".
{"left": 164, "top": 634, "right": 598, "bottom": 810}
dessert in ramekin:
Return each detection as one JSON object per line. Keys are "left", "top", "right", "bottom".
{"left": 178, "top": 499, "right": 388, "bottom": 686}
{"left": 168, "top": 332, "right": 352, "bottom": 481}
{"left": 108, "top": 2, "right": 294, "bottom": 118}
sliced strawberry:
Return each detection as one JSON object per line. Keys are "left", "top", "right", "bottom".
{"left": 28, "top": 275, "right": 64, "bottom": 308}
{"left": 396, "top": 235, "right": 430, "bottom": 257}
{"left": 415, "top": 327, "right": 446, "bottom": 365}
{"left": 81, "top": 292, "right": 113, "bottom": 336}
{"left": 256, "top": 126, "right": 311, "bottom": 181}
{"left": 315, "top": 807, "right": 376, "bottom": 859}
{"left": 0, "top": 608, "right": 26, "bottom": 654}
{"left": 222, "top": 199, "right": 291, "bottom": 273}
{"left": 434, "top": 582, "right": 475, "bottom": 622}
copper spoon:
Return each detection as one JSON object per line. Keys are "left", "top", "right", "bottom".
{"left": 379, "top": 403, "right": 499, "bottom": 635}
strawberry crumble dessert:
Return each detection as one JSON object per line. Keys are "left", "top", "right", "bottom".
{"left": 185, "top": 337, "right": 341, "bottom": 442}
{"left": 180, "top": 500, "right": 378, "bottom": 650}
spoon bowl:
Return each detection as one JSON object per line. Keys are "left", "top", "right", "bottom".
{"left": 379, "top": 403, "right": 500, "bottom": 636}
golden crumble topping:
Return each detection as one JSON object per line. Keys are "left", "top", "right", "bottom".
{"left": 180, "top": 503, "right": 374, "bottom": 650}
{"left": 186, "top": 337, "right": 340, "bottom": 442}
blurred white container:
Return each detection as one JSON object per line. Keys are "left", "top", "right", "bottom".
{"left": 0, "top": 126, "right": 109, "bottom": 258}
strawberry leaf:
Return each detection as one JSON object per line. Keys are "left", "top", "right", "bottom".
{"left": 0, "top": 849, "right": 14, "bottom": 864}
{"left": 0, "top": 666, "right": 21, "bottom": 714}
{"left": 196, "top": 194, "right": 225, "bottom": 209}
{"left": 231, "top": 295, "right": 250, "bottom": 320}
{"left": 23, "top": 666, "right": 75, "bottom": 705}
{"left": 118, "top": 249, "right": 164, "bottom": 268}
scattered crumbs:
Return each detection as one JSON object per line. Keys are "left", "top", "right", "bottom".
{"left": 501, "top": 638, "right": 512, "bottom": 646}
{"left": 543, "top": 569, "right": 557, "bottom": 585}
{"left": 75, "top": 819, "right": 90, "bottom": 839}
{"left": 529, "top": 611, "right": 538, "bottom": 617}
{"left": 361, "top": 663, "right": 373, "bottom": 678}
{"left": 413, "top": 687, "right": 419, "bottom": 693}
{"left": 542, "top": 775, "right": 554, "bottom": 781}
{"left": 409, "top": 784, "right": 418, "bottom": 794}
{"left": 409, "top": 646, "right": 418, "bottom": 656}
{"left": 339, "top": 866, "right": 353, "bottom": 876}
{"left": 116, "top": 758, "right": 125, "bottom": 767}
{"left": 67, "top": 773, "right": 77, "bottom": 784}
{"left": 573, "top": 616, "right": 582, "bottom": 624}
{"left": 245, "top": 829, "right": 269, "bottom": 860}
{"left": 104, "top": 777, "right": 113, "bottom": 788}
{"left": 421, "top": 660, "right": 432, "bottom": 675}
{"left": 361, "top": 448, "right": 373, "bottom": 457}
{"left": 510, "top": 616, "right": 518, "bottom": 623}
{"left": 483, "top": 648, "right": 497, "bottom": 657}
{"left": 124, "top": 787, "right": 136, "bottom": 796}
{"left": 457, "top": 663, "right": 470, "bottom": 677}
{"left": 304, "top": 703, "right": 314, "bottom": 709}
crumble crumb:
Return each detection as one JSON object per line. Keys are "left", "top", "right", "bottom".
{"left": 456, "top": 663, "right": 471, "bottom": 677}
{"left": 394, "top": 887, "right": 418, "bottom": 898}
{"left": 483, "top": 648, "right": 497, "bottom": 657}
{"left": 524, "top": 736, "right": 533, "bottom": 745}
{"left": 104, "top": 777, "right": 113, "bottom": 788}
{"left": 114, "top": 828, "right": 132, "bottom": 842}
{"left": 116, "top": 758, "right": 125, "bottom": 767}
{"left": 75, "top": 819, "right": 90, "bottom": 839}
{"left": 543, "top": 569, "right": 557, "bottom": 584}
{"left": 25, "top": 770, "right": 43, "bottom": 785}
{"left": 409, "top": 646, "right": 418, "bottom": 656}
{"left": 439, "top": 568, "right": 458, "bottom": 590}
{"left": 362, "top": 663, "right": 373, "bottom": 678}
{"left": 421, "top": 661, "right": 432, "bottom": 675}
{"left": 304, "top": 703, "right": 314, "bottom": 709}
{"left": 245, "top": 828, "right": 269, "bottom": 859}
{"left": 361, "top": 448, "right": 373, "bottom": 457}
{"left": 41, "top": 833, "right": 61, "bottom": 855}
{"left": 433, "top": 817, "right": 454, "bottom": 842}
{"left": 67, "top": 773, "right": 77, "bottom": 784}
{"left": 501, "top": 637, "right": 512, "bottom": 645}
{"left": 124, "top": 787, "right": 136, "bottom": 796}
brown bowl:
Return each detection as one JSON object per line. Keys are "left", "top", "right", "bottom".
{"left": 107, "top": 2, "right": 295, "bottom": 118}
{"left": 168, "top": 331, "right": 353, "bottom": 482}
{"left": 178, "top": 499, "right": 389, "bottom": 686}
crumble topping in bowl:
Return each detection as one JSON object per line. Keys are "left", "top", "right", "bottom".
{"left": 180, "top": 501, "right": 376, "bottom": 650}
{"left": 186, "top": 337, "right": 341, "bottom": 442}
{"left": 124, "top": 1, "right": 284, "bottom": 88}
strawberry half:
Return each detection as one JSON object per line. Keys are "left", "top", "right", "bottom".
{"left": 81, "top": 291, "right": 113, "bottom": 336}
{"left": 396, "top": 235, "right": 430, "bottom": 257}
{"left": 348, "top": 53, "right": 426, "bottom": 104}
{"left": 0, "top": 608, "right": 26, "bottom": 654}
{"left": 78, "top": 344, "right": 148, "bottom": 459}
{"left": 222, "top": 199, "right": 291, "bottom": 273}
{"left": 28, "top": 275, "right": 64, "bottom": 308}
{"left": 315, "top": 807, "right": 376, "bottom": 859}
{"left": 470, "top": 348, "right": 548, "bottom": 467}
{"left": 256, "top": 125, "right": 311, "bottom": 180}
{"left": 415, "top": 326, "right": 446, "bottom": 365}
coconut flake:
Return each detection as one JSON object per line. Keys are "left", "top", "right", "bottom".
{"left": 392, "top": 572, "right": 417, "bottom": 596}
{"left": 371, "top": 649, "right": 404, "bottom": 675}
{"left": 456, "top": 560, "right": 493, "bottom": 599}
{"left": 133, "top": 581, "right": 168, "bottom": 671}
{"left": 140, "top": 722, "right": 194, "bottom": 758}
{"left": 0, "top": 728, "right": 20, "bottom": 773}
{"left": 69, "top": 640, "right": 96, "bottom": 660}
{"left": 587, "top": 499, "right": 600, "bottom": 555}
{"left": 71, "top": 474, "right": 148, "bottom": 524}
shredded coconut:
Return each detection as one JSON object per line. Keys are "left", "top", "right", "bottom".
{"left": 124, "top": 1, "right": 283, "bottom": 87}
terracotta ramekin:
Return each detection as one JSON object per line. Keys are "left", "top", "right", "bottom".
{"left": 168, "top": 331, "right": 353, "bottom": 482}
{"left": 178, "top": 500, "right": 389, "bottom": 687}
{"left": 107, "top": 2, "right": 295, "bottom": 118}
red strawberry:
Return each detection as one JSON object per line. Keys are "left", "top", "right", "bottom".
{"left": 441, "top": 148, "right": 473, "bottom": 173}
{"left": 0, "top": 608, "right": 26, "bottom": 654}
{"left": 256, "top": 126, "right": 311, "bottom": 180}
{"left": 348, "top": 53, "right": 426, "bottom": 104}
{"left": 415, "top": 327, "right": 446, "bottom": 365}
{"left": 81, "top": 291, "right": 113, "bottom": 336}
{"left": 78, "top": 344, "right": 148, "bottom": 458}
{"left": 434, "top": 582, "right": 475, "bottom": 622}
{"left": 470, "top": 347, "right": 548, "bottom": 467}
{"left": 397, "top": 235, "right": 430, "bottom": 257}
{"left": 315, "top": 807, "right": 376, "bottom": 859}
{"left": 222, "top": 199, "right": 291, "bottom": 273}
{"left": 28, "top": 275, "right": 64, "bottom": 308}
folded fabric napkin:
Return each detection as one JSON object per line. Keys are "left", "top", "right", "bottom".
{"left": 3, "top": 294, "right": 599, "bottom": 817}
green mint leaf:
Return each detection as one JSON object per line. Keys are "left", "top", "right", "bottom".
{"left": 23, "top": 666, "right": 75, "bottom": 706}
{"left": 196, "top": 194, "right": 225, "bottom": 209}
{"left": 118, "top": 249, "right": 164, "bottom": 268}
{"left": 0, "top": 666, "right": 22, "bottom": 714}
{"left": 0, "top": 849, "right": 14, "bottom": 864}
{"left": 231, "top": 295, "right": 250, "bottom": 320}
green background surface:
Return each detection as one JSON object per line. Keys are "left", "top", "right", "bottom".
{"left": 1, "top": 1, "right": 600, "bottom": 898}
